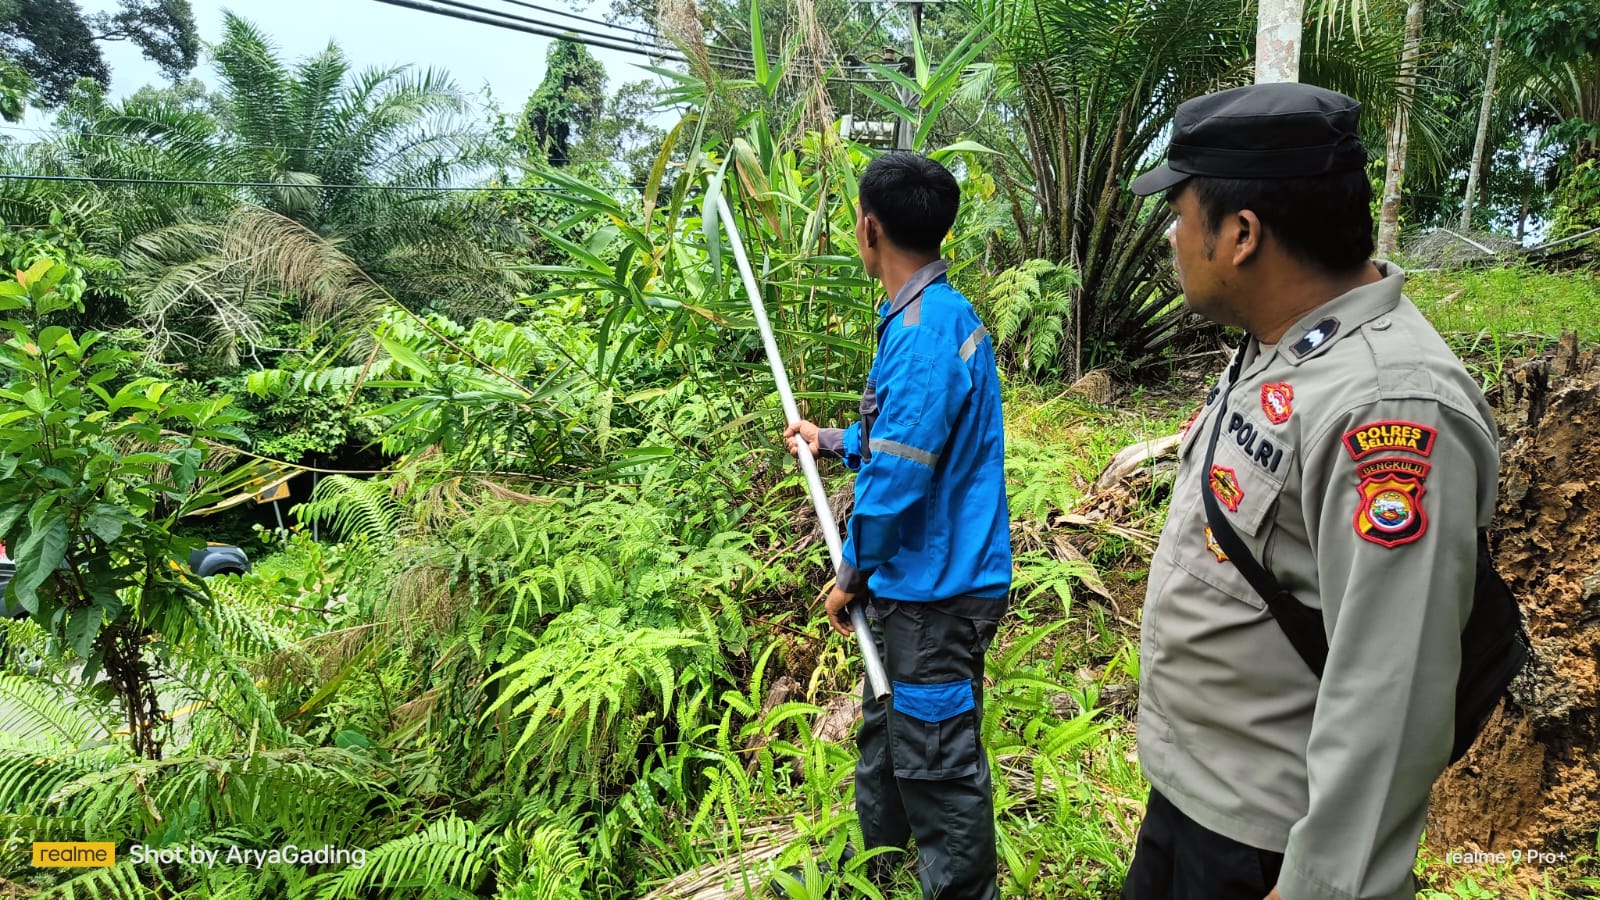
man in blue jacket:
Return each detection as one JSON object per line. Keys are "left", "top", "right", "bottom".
{"left": 785, "top": 152, "right": 1012, "bottom": 899}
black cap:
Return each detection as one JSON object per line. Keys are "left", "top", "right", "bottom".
{"left": 1130, "top": 83, "right": 1367, "bottom": 196}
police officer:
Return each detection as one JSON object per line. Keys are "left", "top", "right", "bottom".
{"left": 785, "top": 152, "right": 1012, "bottom": 899}
{"left": 1122, "top": 84, "right": 1499, "bottom": 900}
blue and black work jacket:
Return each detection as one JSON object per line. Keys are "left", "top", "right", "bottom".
{"left": 816, "top": 261, "right": 1012, "bottom": 605}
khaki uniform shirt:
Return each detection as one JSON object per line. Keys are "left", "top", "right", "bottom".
{"left": 1137, "top": 264, "right": 1500, "bottom": 900}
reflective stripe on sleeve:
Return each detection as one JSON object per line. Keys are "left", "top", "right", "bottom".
{"left": 872, "top": 439, "right": 938, "bottom": 467}
{"left": 959, "top": 326, "right": 990, "bottom": 361}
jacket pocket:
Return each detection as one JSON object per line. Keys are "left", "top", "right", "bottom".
{"left": 888, "top": 679, "right": 981, "bottom": 781}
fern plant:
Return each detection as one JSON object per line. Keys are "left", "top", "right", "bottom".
{"left": 482, "top": 607, "right": 704, "bottom": 799}
{"left": 982, "top": 259, "right": 1080, "bottom": 379}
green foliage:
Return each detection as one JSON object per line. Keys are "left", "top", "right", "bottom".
{"left": 985, "top": 0, "right": 1246, "bottom": 374}
{"left": 8, "top": 7, "right": 1596, "bottom": 898}
{"left": 0, "top": 238, "right": 269, "bottom": 758}
{"left": 0, "top": 53, "right": 27, "bottom": 120}
{"left": 1482, "top": 0, "right": 1600, "bottom": 66}
{"left": 982, "top": 259, "right": 1078, "bottom": 379}
{"left": 484, "top": 607, "right": 704, "bottom": 790}
{"left": 311, "top": 816, "right": 492, "bottom": 898}
{"left": 0, "top": 0, "right": 198, "bottom": 106}
{"left": 1549, "top": 153, "right": 1600, "bottom": 238}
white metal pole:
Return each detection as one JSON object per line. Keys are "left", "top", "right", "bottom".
{"left": 716, "top": 195, "right": 892, "bottom": 700}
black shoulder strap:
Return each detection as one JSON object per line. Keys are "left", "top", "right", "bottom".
{"left": 1200, "top": 354, "right": 1330, "bottom": 678}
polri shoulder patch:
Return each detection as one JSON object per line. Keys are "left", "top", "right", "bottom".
{"left": 1342, "top": 420, "right": 1437, "bottom": 460}
{"left": 1209, "top": 465, "right": 1244, "bottom": 512}
{"left": 1353, "top": 459, "right": 1429, "bottom": 548}
{"left": 1291, "top": 318, "right": 1340, "bottom": 358}
{"left": 1260, "top": 382, "right": 1294, "bottom": 424}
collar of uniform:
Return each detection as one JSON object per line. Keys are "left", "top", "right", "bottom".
{"left": 881, "top": 259, "right": 950, "bottom": 321}
{"left": 1274, "top": 260, "right": 1405, "bottom": 367}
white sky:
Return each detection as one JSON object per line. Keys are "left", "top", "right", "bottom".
{"left": 19, "top": 0, "right": 658, "bottom": 128}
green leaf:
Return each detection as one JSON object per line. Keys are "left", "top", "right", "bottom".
{"left": 172, "top": 448, "right": 200, "bottom": 491}
{"left": 532, "top": 224, "right": 612, "bottom": 276}
{"left": 0, "top": 502, "right": 24, "bottom": 540}
{"left": 84, "top": 505, "right": 132, "bottom": 544}
{"left": 642, "top": 118, "right": 683, "bottom": 223}
{"left": 334, "top": 729, "right": 372, "bottom": 749}
{"left": 20, "top": 258, "right": 53, "bottom": 289}
{"left": 929, "top": 141, "right": 998, "bottom": 161}
{"left": 854, "top": 82, "right": 918, "bottom": 123}
{"left": 36, "top": 325, "right": 68, "bottom": 354}
{"left": 703, "top": 157, "right": 732, "bottom": 282}
{"left": 582, "top": 447, "right": 676, "bottom": 479}
{"left": 749, "top": 0, "right": 769, "bottom": 87}
{"left": 287, "top": 641, "right": 379, "bottom": 721}
{"left": 10, "top": 517, "right": 67, "bottom": 616}
{"left": 379, "top": 332, "right": 432, "bottom": 377}
{"left": 64, "top": 605, "right": 104, "bottom": 659}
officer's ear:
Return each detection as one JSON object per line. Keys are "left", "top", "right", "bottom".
{"left": 1229, "top": 209, "right": 1263, "bottom": 267}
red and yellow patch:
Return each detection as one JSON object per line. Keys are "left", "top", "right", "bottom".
{"left": 1204, "top": 526, "right": 1229, "bottom": 562}
{"left": 1343, "top": 420, "right": 1436, "bottom": 460}
{"left": 1353, "top": 458, "right": 1429, "bottom": 547}
{"left": 1260, "top": 382, "right": 1294, "bottom": 424}
{"left": 1209, "top": 465, "right": 1243, "bottom": 512}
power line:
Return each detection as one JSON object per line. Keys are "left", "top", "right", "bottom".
{"left": 489, "top": 0, "right": 667, "bottom": 43}
{"left": 0, "top": 172, "right": 575, "bottom": 193}
{"left": 369, "top": 0, "right": 707, "bottom": 67}
{"left": 0, "top": 124, "right": 368, "bottom": 158}
{"left": 482, "top": 0, "right": 842, "bottom": 72}
{"left": 0, "top": 124, "right": 544, "bottom": 165}
{"left": 371, "top": 0, "right": 884, "bottom": 80}
{"left": 420, "top": 0, "right": 761, "bottom": 71}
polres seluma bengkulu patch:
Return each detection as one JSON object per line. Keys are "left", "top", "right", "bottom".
{"left": 1342, "top": 420, "right": 1437, "bottom": 460}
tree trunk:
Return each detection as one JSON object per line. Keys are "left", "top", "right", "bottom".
{"left": 1255, "top": 0, "right": 1305, "bottom": 83}
{"left": 1461, "top": 15, "right": 1505, "bottom": 233}
{"left": 1517, "top": 186, "right": 1530, "bottom": 242}
{"left": 1376, "top": 0, "right": 1426, "bottom": 259}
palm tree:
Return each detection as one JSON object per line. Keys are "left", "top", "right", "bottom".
{"left": 981, "top": 0, "right": 1449, "bottom": 374}
{"left": 0, "top": 14, "right": 524, "bottom": 366}
{"left": 201, "top": 13, "right": 518, "bottom": 304}
{"left": 984, "top": 0, "right": 1254, "bottom": 376}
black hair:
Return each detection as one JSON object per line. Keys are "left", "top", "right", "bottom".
{"left": 1167, "top": 170, "right": 1375, "bottom": 273}
{"left": 858, "top": 152, "right": 960, "bottom": 256}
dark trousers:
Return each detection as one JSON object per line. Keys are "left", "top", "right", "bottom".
{"left": 857, "top": 600, "right": 1000, "bottom": 900}
{"left": 1122, "top": 789, "right": 1284, "bottom": 900}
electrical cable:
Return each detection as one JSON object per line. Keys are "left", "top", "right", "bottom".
{"left": 454, "top": 0, "right": 764, "bottom": 71}
{"left": 369, "top": 0, "right": 708, "bottom": 67}
{"left": 0, "top": 172, "right": 573, "bottom": 192}
{"left": 0, "top": 123, "right": 437, "bottom": 158}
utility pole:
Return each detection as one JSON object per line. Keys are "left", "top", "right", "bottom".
{"left": 838, "top": 0, "right": 936, "bottom": 149}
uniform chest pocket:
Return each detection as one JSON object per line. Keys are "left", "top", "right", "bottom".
{"left": 879, "top": 352, "right": 933, "bottom": 428}
{"left": 1206, "top": 410, "right": 1295, "bottom": 537}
